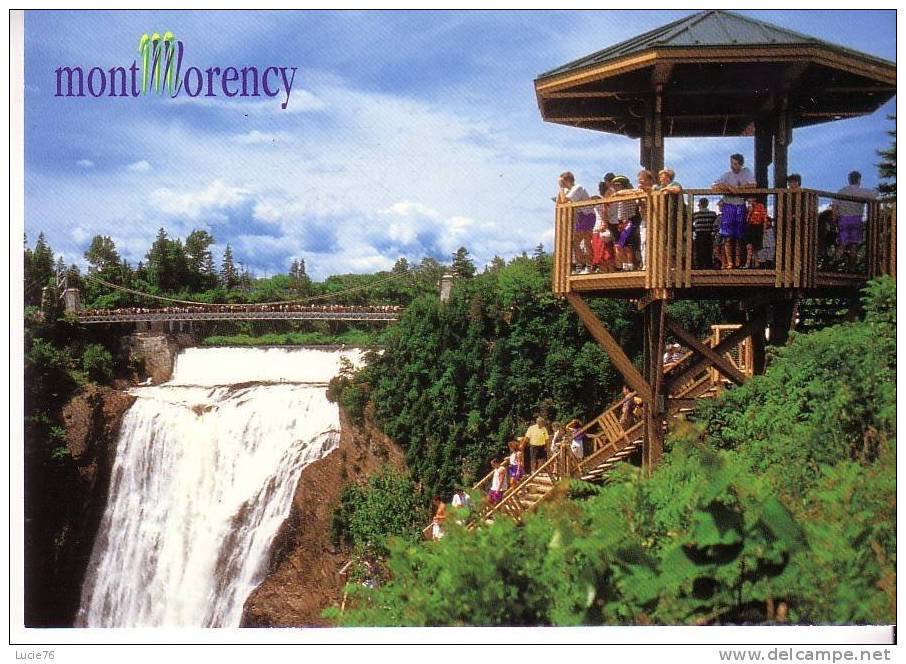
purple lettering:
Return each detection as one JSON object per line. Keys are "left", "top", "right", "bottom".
{"left": 262, "top": 66, "right": 279, "bottom": 97}
{"left": 221, "top": 66, "right": 239, "bottom": 97}
{"left": 183, "top": 66, "right": 203, "bottom": 97}
{"left": 87, "top": 67, "right": 106, "bottom": 97}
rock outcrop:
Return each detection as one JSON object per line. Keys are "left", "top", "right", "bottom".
{"left": 25, "top": 385, "right": 135, "bottom": 626}
{"left": 241, "top": 406, "right": 407, "bottom": 627}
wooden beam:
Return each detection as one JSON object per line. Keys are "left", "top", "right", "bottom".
{"left": 651, "top": 62, "right": 673, "bottom": 86}
{"left": 754, "top": 116, "right": 774, "bottom": 190}
{"left": 665, "top": 320, "right": 757, "bottom": 393}
{"left": 644, "top": 300, "right": 667, "bottom": 470}
{"left": 566, "top": 293, "right": 652, "bottom": 401}
{"left": 667, "top": 319, "right": 748, "bottom": 386}
{"left": 667, "top": 397, "right": 699, "bottom": 411}
{"left": 750, "top": 306, "right": 767, "bottom": 375}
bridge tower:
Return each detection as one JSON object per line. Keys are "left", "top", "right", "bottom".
{"left": 62, "top": 288, "right": 82, "bottom": 315}
{"left": 534, "top": 10, "right": 896, "bottom": 468}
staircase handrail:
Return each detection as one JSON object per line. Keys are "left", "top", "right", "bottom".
{"left": 575, "top": 420, "right": 644, "bottom": 476}
{"left": 478, "top": 446, "right": 566, "bottom": 524}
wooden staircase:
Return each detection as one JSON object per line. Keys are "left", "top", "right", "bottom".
{"left": 423, "top": 325, "right": 753, "bottom": 535}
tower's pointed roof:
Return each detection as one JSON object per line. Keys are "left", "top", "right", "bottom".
{"left": 538, "top": 10, "right": 893, "bottom": 81}
{"left": 534, "top": 10, "right": 895, "bottom": 138}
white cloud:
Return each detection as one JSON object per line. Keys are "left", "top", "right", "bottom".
{"left": 76, "top": 159, "right": 94, "bottom": 168}
{"left": 127, "top": 160, "right": 152, "bottom": 173}
{"left": 150, "top": 180, "right": 253, "bottom": 221}
{"left": 234, "top": 130, "right": 290, "bottom": 145}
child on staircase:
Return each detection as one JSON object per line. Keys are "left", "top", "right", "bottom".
{"left": 488, "top": 458, "right": 508, "bottom": 505}
{"left": 507, "top": 440, "right": 525, "bottom": 486}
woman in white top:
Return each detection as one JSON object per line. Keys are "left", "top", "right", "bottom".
{"left": 558, "top": 171, "right": 595, "bottom": 273}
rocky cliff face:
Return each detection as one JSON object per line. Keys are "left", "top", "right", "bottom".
{"left": 241, "top": 406, "right": 407, "bottom": 627}
{"left": 25, "top": 385, "right": 135, "bottom": 626}
{"left": 120, "top": 332, "right": 194, "bottom": 384}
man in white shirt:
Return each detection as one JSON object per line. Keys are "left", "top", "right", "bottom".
{"left": 712, "top": 153, "right": 756, "bottom": 269}
{"left": 557, "top": 171, "right": 594, "bottom": 274}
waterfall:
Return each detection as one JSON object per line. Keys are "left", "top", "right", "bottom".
{"left": 77, "top": 347, "right": 361, "bottom": 627}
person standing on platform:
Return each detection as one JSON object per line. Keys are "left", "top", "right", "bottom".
{"left": 655, "top": 168, "right": 683, "bottom": 193}
{"left": 758, "top": 215, "right": 776, "bottom": 268}
{"left": 557, "top": 172, "right": 595, "bottom": 274}
{"left": 693, "top": 198, "right": 718, "bottom": 268}
{"left": 834, "top": 170, "right": 876, "bottom": 268}
{"left": 635, "top": 169, "right": 656, "bottom": 270}
{"left": 744, "top": 197, "right": 768, "bottom": 268}
{"left": 712, "top": 154, "right": 756, "bottom": 269}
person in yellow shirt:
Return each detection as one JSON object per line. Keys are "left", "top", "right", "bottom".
{"left": 523, "top": 417, "right": 550, "bottom": 473}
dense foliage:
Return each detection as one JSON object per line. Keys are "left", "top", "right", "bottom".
{"left": 335, "top": 278, "right": 896, "bottom": 626}
{"left": 329, "top": 467, "right": 426, "bottom": 557}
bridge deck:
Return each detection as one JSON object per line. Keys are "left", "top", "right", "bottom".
{"left": 78, "top": 311, "right": 400, "bottom": 324}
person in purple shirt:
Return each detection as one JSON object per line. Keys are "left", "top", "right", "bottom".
{"left": 833, "top": 170, "right": 876, "bottom": 269}
{"left": 712, "top": 154, "right": 756, "bottom": 269}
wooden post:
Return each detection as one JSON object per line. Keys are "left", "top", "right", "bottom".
{"left": 652, "top": 85, "right": 665, "bottom": 174}
{"left": 769, "top": 298, "right": 797, "bottom": 347}
{"left": 750, "top": 305, "right": 767, "bottom": 375}
{"left": 773, "top": 100, "right": 791, "bottom": 188}
{"left": 643, "top": 299, "right": 666, "bottom": 471}
{"left": 754, "top": 116, "right": 773, "bottom": 190}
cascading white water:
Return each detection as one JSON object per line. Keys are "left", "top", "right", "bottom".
{"left": 77, "top": 347, "right": 361, "bottom": 627}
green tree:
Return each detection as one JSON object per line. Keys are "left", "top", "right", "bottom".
{"left": 84, "top": 235, "right": 120, "bottom": 273}
{"left": 220, "top": 244, "right": 239, "bottom": 289}
{"left": 392, "top": 257, "right": 410, "bottom": 274}
{"left": 184, "top": 229, "right": 217, "bottom": 290}
{"left": 145, "top": 228, "right": 189, "bottom": 292}
{"left": 451, "top": 246, "right": 476, "bottom": 279}
{"left": 877, "top": 114, "right": 896, "bottom": 201}
{"left": 25, "top": 233, "right": 55, "bottom": 307}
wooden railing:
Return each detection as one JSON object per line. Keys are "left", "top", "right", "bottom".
{"left": 477, "top": 446, "right": 567, "bottom": 524}
{"left": 552, "top": 189, "right": 895, "bottom": 294}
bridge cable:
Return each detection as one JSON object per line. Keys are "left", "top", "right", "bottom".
{"left": 82, "top": 265, "right": 432, "bottom": 309}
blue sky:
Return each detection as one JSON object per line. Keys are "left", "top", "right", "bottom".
{"left": 24, "top": 10, "right": 896, "bottom": 280}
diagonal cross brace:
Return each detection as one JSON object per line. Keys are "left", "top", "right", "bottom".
{"left": 566, "top": 293, "right": 652, "bottom": 401}
{"left": 666, "top": 319, "right": 748, "bottom": 386}
{"left": 665, "top": 319, "right": 756, "bottom": 393}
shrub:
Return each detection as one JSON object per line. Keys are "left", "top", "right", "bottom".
{"left": 81, "top": 344, "right": 114, "bottom": 384}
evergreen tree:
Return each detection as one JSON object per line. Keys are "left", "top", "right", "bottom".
{"left": 220, "top": 244, "right": 239, "bottom": 289}
{"left": 451, "top": 247, "right": 476, "bottom": 279}
{"left": 532, "top": 243, "right": 546, "bottom": 264}
{"left": 487, "top": 255, "right": 506, "bottom": 273}
{"left": 877, "top": 115, "right": 896, "bottom": 201}
{"left": 25, "top": 233, "right": 55, "bottom": 307}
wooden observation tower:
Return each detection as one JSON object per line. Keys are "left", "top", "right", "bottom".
{"left": 535, "top": 10, "right": 896, "bottom": 468}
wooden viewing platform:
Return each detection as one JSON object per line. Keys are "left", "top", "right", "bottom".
{"left": 534, "top": 10, "right": 896, "bottom": 470}
{"left": 552, "top": 187, "right": 895, "bottom": 299}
